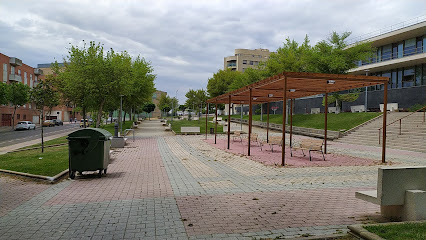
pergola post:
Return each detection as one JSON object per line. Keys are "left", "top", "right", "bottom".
{"left": 382, "top": 82, "right": 388, "bottom": 163}
{"left": 248, "top": 88, "right": 252, "bottom": 156}
{"left": 215, "top": 103, "right": 218, "bottom": 144}
{"left": 290, "top": 99, "right": 293, "bottom": 148}
{"left": 324, "top": 93, "right": 328, "bottom": 154}
{"left": 267, "top": 102, "right": 270, "bottom": 143}
{"left": 282, "top": 77, "right": 287, "bottom": 166}
{"left": 227, "top": 95, "right": 231, "bottom": 149}
{"left": 205, "top": 103, "right": 208, "bottom": 140}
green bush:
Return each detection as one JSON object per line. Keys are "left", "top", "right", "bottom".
{"left": 407, "top": 103, "right": 426, "bottom": 112}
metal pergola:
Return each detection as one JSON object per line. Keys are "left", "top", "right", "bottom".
{"left": 205, "top": 71, "right": 390, "bottom": 166}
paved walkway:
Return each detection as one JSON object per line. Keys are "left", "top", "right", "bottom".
{"left": 1, "top": 119, "right": 424, "bottom": 239}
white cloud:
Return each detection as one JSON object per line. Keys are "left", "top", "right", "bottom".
{"left": 0, "top": 0, "right": 424, "bottom": 103}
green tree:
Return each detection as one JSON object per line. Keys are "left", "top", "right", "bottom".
{"left": 142, "top": 103, "right": 156, "bottom": 120}
{"left": 0, "top": 82, "right": 10, "bottom": 105}
{"left": 9, "top": 83, "right": 30, "bottom": 130}
{"left": 158, "top": 94, "right": 178, "bottom": 117}
{"left": 207, "top": 69, "right": 244, "bottom": 98}
{"left": 30, "top": 79, "right": 59, "bottom": 152}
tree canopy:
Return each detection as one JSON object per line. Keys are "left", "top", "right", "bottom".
{"left": 9, "top": 82, "right": 30, "bottom": 129}
{"left": 53, "top": 41, "right": 156, "bottom": 127}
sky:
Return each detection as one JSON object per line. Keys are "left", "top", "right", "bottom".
{"left": 0, "top": 0, "right": 425, "bottom": 104}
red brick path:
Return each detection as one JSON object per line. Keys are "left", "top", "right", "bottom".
{"left": 45, "top": 138, "right": 174, "bottom": 205}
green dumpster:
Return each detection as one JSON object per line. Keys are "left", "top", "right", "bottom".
{"left": 67, "top": 128, "right": 112, "bottom": 179}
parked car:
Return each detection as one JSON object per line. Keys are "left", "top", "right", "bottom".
{"left": 15, "top": 121, "right": 36, "bottom": 130}
{"left": 53, "top": 119, "right": 63, "bottom": 126}
{"left": 42, "top": 120, "right": 55, "bottom": 127}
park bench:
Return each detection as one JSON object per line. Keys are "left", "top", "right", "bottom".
{"left": 356, "top": 166, "right": 426, "bottom": 221}
{"left": 164, "top": 123, "right": 171, "bottom": 131}
{"left": 263, "top": 136, "right": 282, "bottom": 152}
{"left": 380, "top": 103, "right": 398, "bottom": 112}
{"left": 213, "top": 117, "right": 223, "bottom": 122}
{"left": 232, "top": 130, "right": 243, "bottom": 143}
{"left": 290, "top": 139, "right": 325, "bottom": 161}
{"left": 162, "top": 120, "right": 167, "bottom": 126}
{"left": 328, "top": 107, "right": 337, "bottom": 113}
{"left": 351, "top": 105, "right": 365, "bottom": 113}
{"left": 247, "top": 133, "right": 262, "bottom": 150}
{"left": 311, "top": 108, "right": 320, "bottom": 114}
{"left": 180, "top": 126, "right": 200, "bottom": 135}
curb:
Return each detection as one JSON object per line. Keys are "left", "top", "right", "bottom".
{"left": 0, "top": 168, "right": 69, "bottom": 183}
{"left": 348, "top": 220, "right": 426, "bottom": 240}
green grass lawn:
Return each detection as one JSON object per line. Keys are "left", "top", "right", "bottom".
{"left": 0, "top": 145, "right": 68, "bottom": 176}
{"left": 364, "top": 222, "right": 426, "bottom": 240}
{"left": 22, "top": 136, "right": 68, "bottom": 149}
{"left": 170, "top": 118, "right": 224, "bottom": 134}
{"left": 231, "top": 112, "right": 382, "bottom": 131}
{"left": 100, "top": 121, "right": 133, "bottom": 135}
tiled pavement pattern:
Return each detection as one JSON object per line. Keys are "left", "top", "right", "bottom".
{"left": 4, "top": 119, "right": 424, "bottom": 239}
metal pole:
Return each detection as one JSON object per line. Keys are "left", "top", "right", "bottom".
{"left": 282, "top": 77, "right": 287, "bottom": 166}
{"left": 215, "top": 104, "right": 218, "bottom": 144}
{"left": 382, "top": 82, "right": 388, "bottom": 163}
{"left": 227, "top": 95, "right": 231, "bottom": 149}
{"left": 120, "top": 95, "right": 123, "bottom": 135}
{"left": 205, "top": 102, "right": 208, "bottom": 139}
{"left": 290, "top": 99, "right": 293, "bottom": 148}
{"left": 248, "top": 89, "right": 252, "bottom": 156}
{"left": 324, "top": 93, "right": 328, "bottom": 154}
{"left": 267, "top": 102, "right": 270, "bottom": 143}
{"left": 240, "top": 104, "right": 243, "bottom": 130}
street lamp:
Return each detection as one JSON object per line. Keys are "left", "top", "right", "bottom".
{"left": 120, "top": 95, "right": 124, "bottom": 135}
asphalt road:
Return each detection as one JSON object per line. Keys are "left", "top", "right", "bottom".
{"left": 0, "top": 123, "right": 80, "bottom": 148}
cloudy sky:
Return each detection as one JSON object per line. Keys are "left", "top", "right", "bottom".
{"left": 0, "top": 0, "right": 424, "bottom": 103}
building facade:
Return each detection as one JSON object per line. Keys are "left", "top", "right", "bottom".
{"left": 0, "top": 53, "right": 44, "bottom": 126}
{"left": 291, "top": 18, "right": 426, "bottom": 114}
{"left": 224, "top": 48, "right": 271, "bottom": 73}
{"left": 36, "top": 63, "right": 80, "bottom": 122}
{"left": 223, "top": 49, "right": 271, "bottom": 115}
{"left": 151, "top": 90, "right": 167, "bottom": 118}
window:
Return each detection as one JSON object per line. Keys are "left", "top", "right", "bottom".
{"left": 17, "top": 114, "right": 20, "bottom": 120}
{"left": 242, "top": 60, "right": 247, "bottom": 64}
{"left": 391, "top": 71, "right": 397, "bottom": 89}
{"left": 382, "top": 71, "right": 391, "bottom": 89}
{"left": 423, "top": 36, "right": 426, "bottom": 53}
{"left": 398, "top": 42, "right": 403, "bottom": 58}
{"left": 392, "top": 43, "right": 398, "bottom": 59}
{"left": 382, "top": 44, "right": 392, "bottom": 61}
{"left": 242, "top": 68, "right": 245, "bottom": 72}
{"left": 249, "top": 61, "right": 254, "bottom": 65}
{"left": 24, "top": 72, "right": 27, "bottom": 85}
{"left": 3, "top": 63, "right": 7, "bottom": 82}
{"left": 416, "top": 37, "right": 423, "bottom": 54}
{"left": 403, "top": 67, "right": 415, "bottom": 87}
{"left": 398, "top": 69, "right": 403, "bottom": 88}
{"left": 415, "top": 65, "right": 422, "bottom": 86}
{"left": 23, "top": 115, "right": 26, "bottom": 120}
{"left": 423, "top": 64, "right": 426, "bottom": 85}
{"left": 11, "top": 66, "right": 15, "bottom": 74}
{"left": 404, "top": 38, "right": 416, "bottom": 56}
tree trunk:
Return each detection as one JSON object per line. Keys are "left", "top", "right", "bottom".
{"left": 96, "top": 99, "right": 106, "bottom": 128}
{"left": 11, "top": 106, "right": 17, "bottom": 130}
{"left": 123, "top": 111, "right": 126, "bottom": 124}
{"left": 83, "top": 107, "right": 87, "bottom": 128}
{"left": 41, "top": 109, "right": 44, "bottom": 153}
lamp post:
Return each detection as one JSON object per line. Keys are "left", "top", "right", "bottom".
{"left": 365, "top": 70, "right": 369, "bottom": 112}
{"left": 120, "top": 95, "right": 124, "bottom": 135}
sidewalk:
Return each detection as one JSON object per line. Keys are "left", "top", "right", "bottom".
{"left": 1, "top": 119, "right": 408, "bottom": 239}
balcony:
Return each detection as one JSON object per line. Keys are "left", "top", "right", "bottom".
{"left": 34, "top": 68, "right": 43, "bottom": 75}
{"left": 9, "top": 74, "right": 22, "bottom": 82}
{"left": 9, "top": 57, "right": 22, "bottom": 66}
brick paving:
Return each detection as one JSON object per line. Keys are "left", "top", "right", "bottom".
{"left": 2, "top": 119, "right": 412, "bottom": 239}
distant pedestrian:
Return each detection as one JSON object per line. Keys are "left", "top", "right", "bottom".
{"left": 70, "top": 118, "right": 72, "bottom": 123}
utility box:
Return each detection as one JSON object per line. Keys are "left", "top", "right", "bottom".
{"left": 67, "top": 128, "right": 112, "bottom": 179}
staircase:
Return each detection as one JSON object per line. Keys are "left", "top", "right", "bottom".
{"left": 336, "top": 112, "right": 426, "bottom": 153}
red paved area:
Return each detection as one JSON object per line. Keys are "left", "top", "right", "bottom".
{"left": 205, "top": 138, "right": 381, "bottom": 167}
{"left": 0, "top": 176, "right": 50, "bottom": 216}
{"left": 44, "top": 138, "right": 174, "bottom": 205}
{"left": 176, "top": 188, "right": 379, "bottom": 236}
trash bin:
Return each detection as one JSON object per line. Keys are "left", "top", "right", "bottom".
{"left": 210, "top": 128, "right": 214, "bottom": 134}
{"left": 67, "top": 128, "right": 112, "bottom": 179}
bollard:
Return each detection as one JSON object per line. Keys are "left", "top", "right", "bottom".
{"left": 114, "top": 123, "right": 119, "bottom": 137}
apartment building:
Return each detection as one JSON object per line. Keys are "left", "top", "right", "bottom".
{"left": 223, "top": 49, "right": 271, "bottom": 115}
{"left": 0, "top": 53, "right": 44, "bottom": 126}
{"left": 224, "top": 48, "right": 271, "bottom": 72}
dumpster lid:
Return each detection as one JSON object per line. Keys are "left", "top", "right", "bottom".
{"left": 68, "top": 128, "right": 112, "bottom": 140}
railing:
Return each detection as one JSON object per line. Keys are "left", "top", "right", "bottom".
{"left": 378, "top": 105, "right": 426, "bottom": 144}
{"left": 347, "top": 15, "right": 426, "bottom": 45}
{"left": 356, "top": 46, "right": 425, "bottom": 67}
